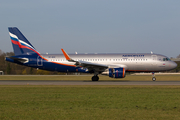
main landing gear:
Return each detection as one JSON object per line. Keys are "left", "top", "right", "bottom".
{"left": 152, "top": 72, "right": 156, "bottom": 81}
{"left": 92, "top": 75, "right": 99, "bottom": 81}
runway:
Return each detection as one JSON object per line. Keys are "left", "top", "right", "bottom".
{"left": 1, "top": 80, "right": 180, "bottom": 85}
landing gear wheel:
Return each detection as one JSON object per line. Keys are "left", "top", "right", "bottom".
{"left": 92, "top": 75, "right": 99, "bottom": 81}
{"left": 152, "top": 77, "right": 156, "bottom": 81}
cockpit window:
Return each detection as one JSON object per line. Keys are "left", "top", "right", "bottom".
{"left": 163, "top": 58, "right": 171, "bottom": 61}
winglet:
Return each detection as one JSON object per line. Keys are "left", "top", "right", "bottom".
{"left": 61, "top": 49, "right": 72, "bottom": 61}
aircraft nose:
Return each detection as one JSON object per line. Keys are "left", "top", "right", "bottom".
{"left": 171, "top": 62, "right": 177, "bottom": 69}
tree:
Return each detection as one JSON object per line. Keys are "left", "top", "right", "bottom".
{"left": 6, "top": 63, "right": 11, "bottom": 74}
{"left": 30, "top": 67, "right": 34, "bottom": 74}
{"left": 177, "top": 54, "right": 180, "bottom": 58}
{"left": 0, "top": 49, "right": 3, "bottom": 55}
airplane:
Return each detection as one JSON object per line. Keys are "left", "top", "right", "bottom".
{"left": 6, "top": 27, "right": 177, "bottom": 81}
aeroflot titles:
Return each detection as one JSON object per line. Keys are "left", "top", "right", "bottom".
{"left": 49, "top": 55, "right": 145, "bottom": 58}
{"left": 122, "top": 55, "right": 145, "bottom": 57}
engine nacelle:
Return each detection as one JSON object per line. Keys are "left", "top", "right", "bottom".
{"left": 109, "top": 68, "right": 126, "bottom": 78}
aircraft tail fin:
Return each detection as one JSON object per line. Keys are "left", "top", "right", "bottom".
{"left": 8, "top": 27, "right": 39, "bottom": 56}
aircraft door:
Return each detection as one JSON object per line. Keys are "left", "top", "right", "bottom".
{"left": 37, "top": 56, "right": 43, "bottom": 66}
{"left": 151, "top": 55, "right": 157, "bottom": 66}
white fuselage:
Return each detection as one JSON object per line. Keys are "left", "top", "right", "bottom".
{"left": 42, "top": 53, "right": 177, "bottom": 72}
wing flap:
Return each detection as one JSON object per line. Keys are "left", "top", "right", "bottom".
{"left": 78, "top": 60, "right": 108, "bottom": 68}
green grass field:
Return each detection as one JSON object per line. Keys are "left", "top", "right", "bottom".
{"left": 0, "top": 86, "right": 180, "bottom": 120}
{"left": 0, "top": 75, "right": 180, "bottom": 81}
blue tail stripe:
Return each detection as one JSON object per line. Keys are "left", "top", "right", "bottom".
{"left": 10, "top": 36, "right": 18, "bottom": 41}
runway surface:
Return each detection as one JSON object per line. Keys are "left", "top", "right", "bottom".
{"left": 1, "top": 80, "right": 180, "bottom": 85}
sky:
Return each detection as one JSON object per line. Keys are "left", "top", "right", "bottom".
{"left": 0, "top": 0, "right": 180, "bottom": 58}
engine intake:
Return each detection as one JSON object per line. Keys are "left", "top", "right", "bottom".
{"left": 109, "top": 68, "right": 126, "bottom": 78}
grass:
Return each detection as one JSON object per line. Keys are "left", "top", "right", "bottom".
{"left": 0, "top": 86, "right": 180, "bottom": 120}
{"left": 0, "top": 75, "right": 180, "bottom": 81}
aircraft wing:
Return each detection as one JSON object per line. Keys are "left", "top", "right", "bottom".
{"left": 61, "top": 49, "right": 108, "bottom": 72}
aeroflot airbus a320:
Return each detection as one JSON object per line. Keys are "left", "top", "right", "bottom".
{"left": 6, "top": 27, "right": 177, "bottom": 81}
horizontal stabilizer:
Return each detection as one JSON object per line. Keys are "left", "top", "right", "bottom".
{"left": 6, "top": 56, "right": 29, "bottom": 63}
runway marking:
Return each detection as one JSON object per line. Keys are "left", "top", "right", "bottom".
{"left": 1, "top": 80, "right": 180, "bottom": 85}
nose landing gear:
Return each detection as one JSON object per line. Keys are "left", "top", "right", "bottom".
{"left": 152, "top": 72, "right": 156, "bottom": 81}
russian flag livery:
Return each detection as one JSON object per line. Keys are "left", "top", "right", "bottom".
{"left": 8, "top": 27, "right": 39, "bottom": 56}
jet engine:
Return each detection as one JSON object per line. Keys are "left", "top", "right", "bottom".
{"left": 109, "top": 68, "right": 126, "bottom": 78}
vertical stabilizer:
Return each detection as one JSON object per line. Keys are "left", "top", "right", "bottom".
{"left": 8, "top": 27, "right": 39, "bottom": 56}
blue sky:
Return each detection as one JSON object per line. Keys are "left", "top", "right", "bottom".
{"left": 0, "top": 0, "right": 180, "bottom": 58}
